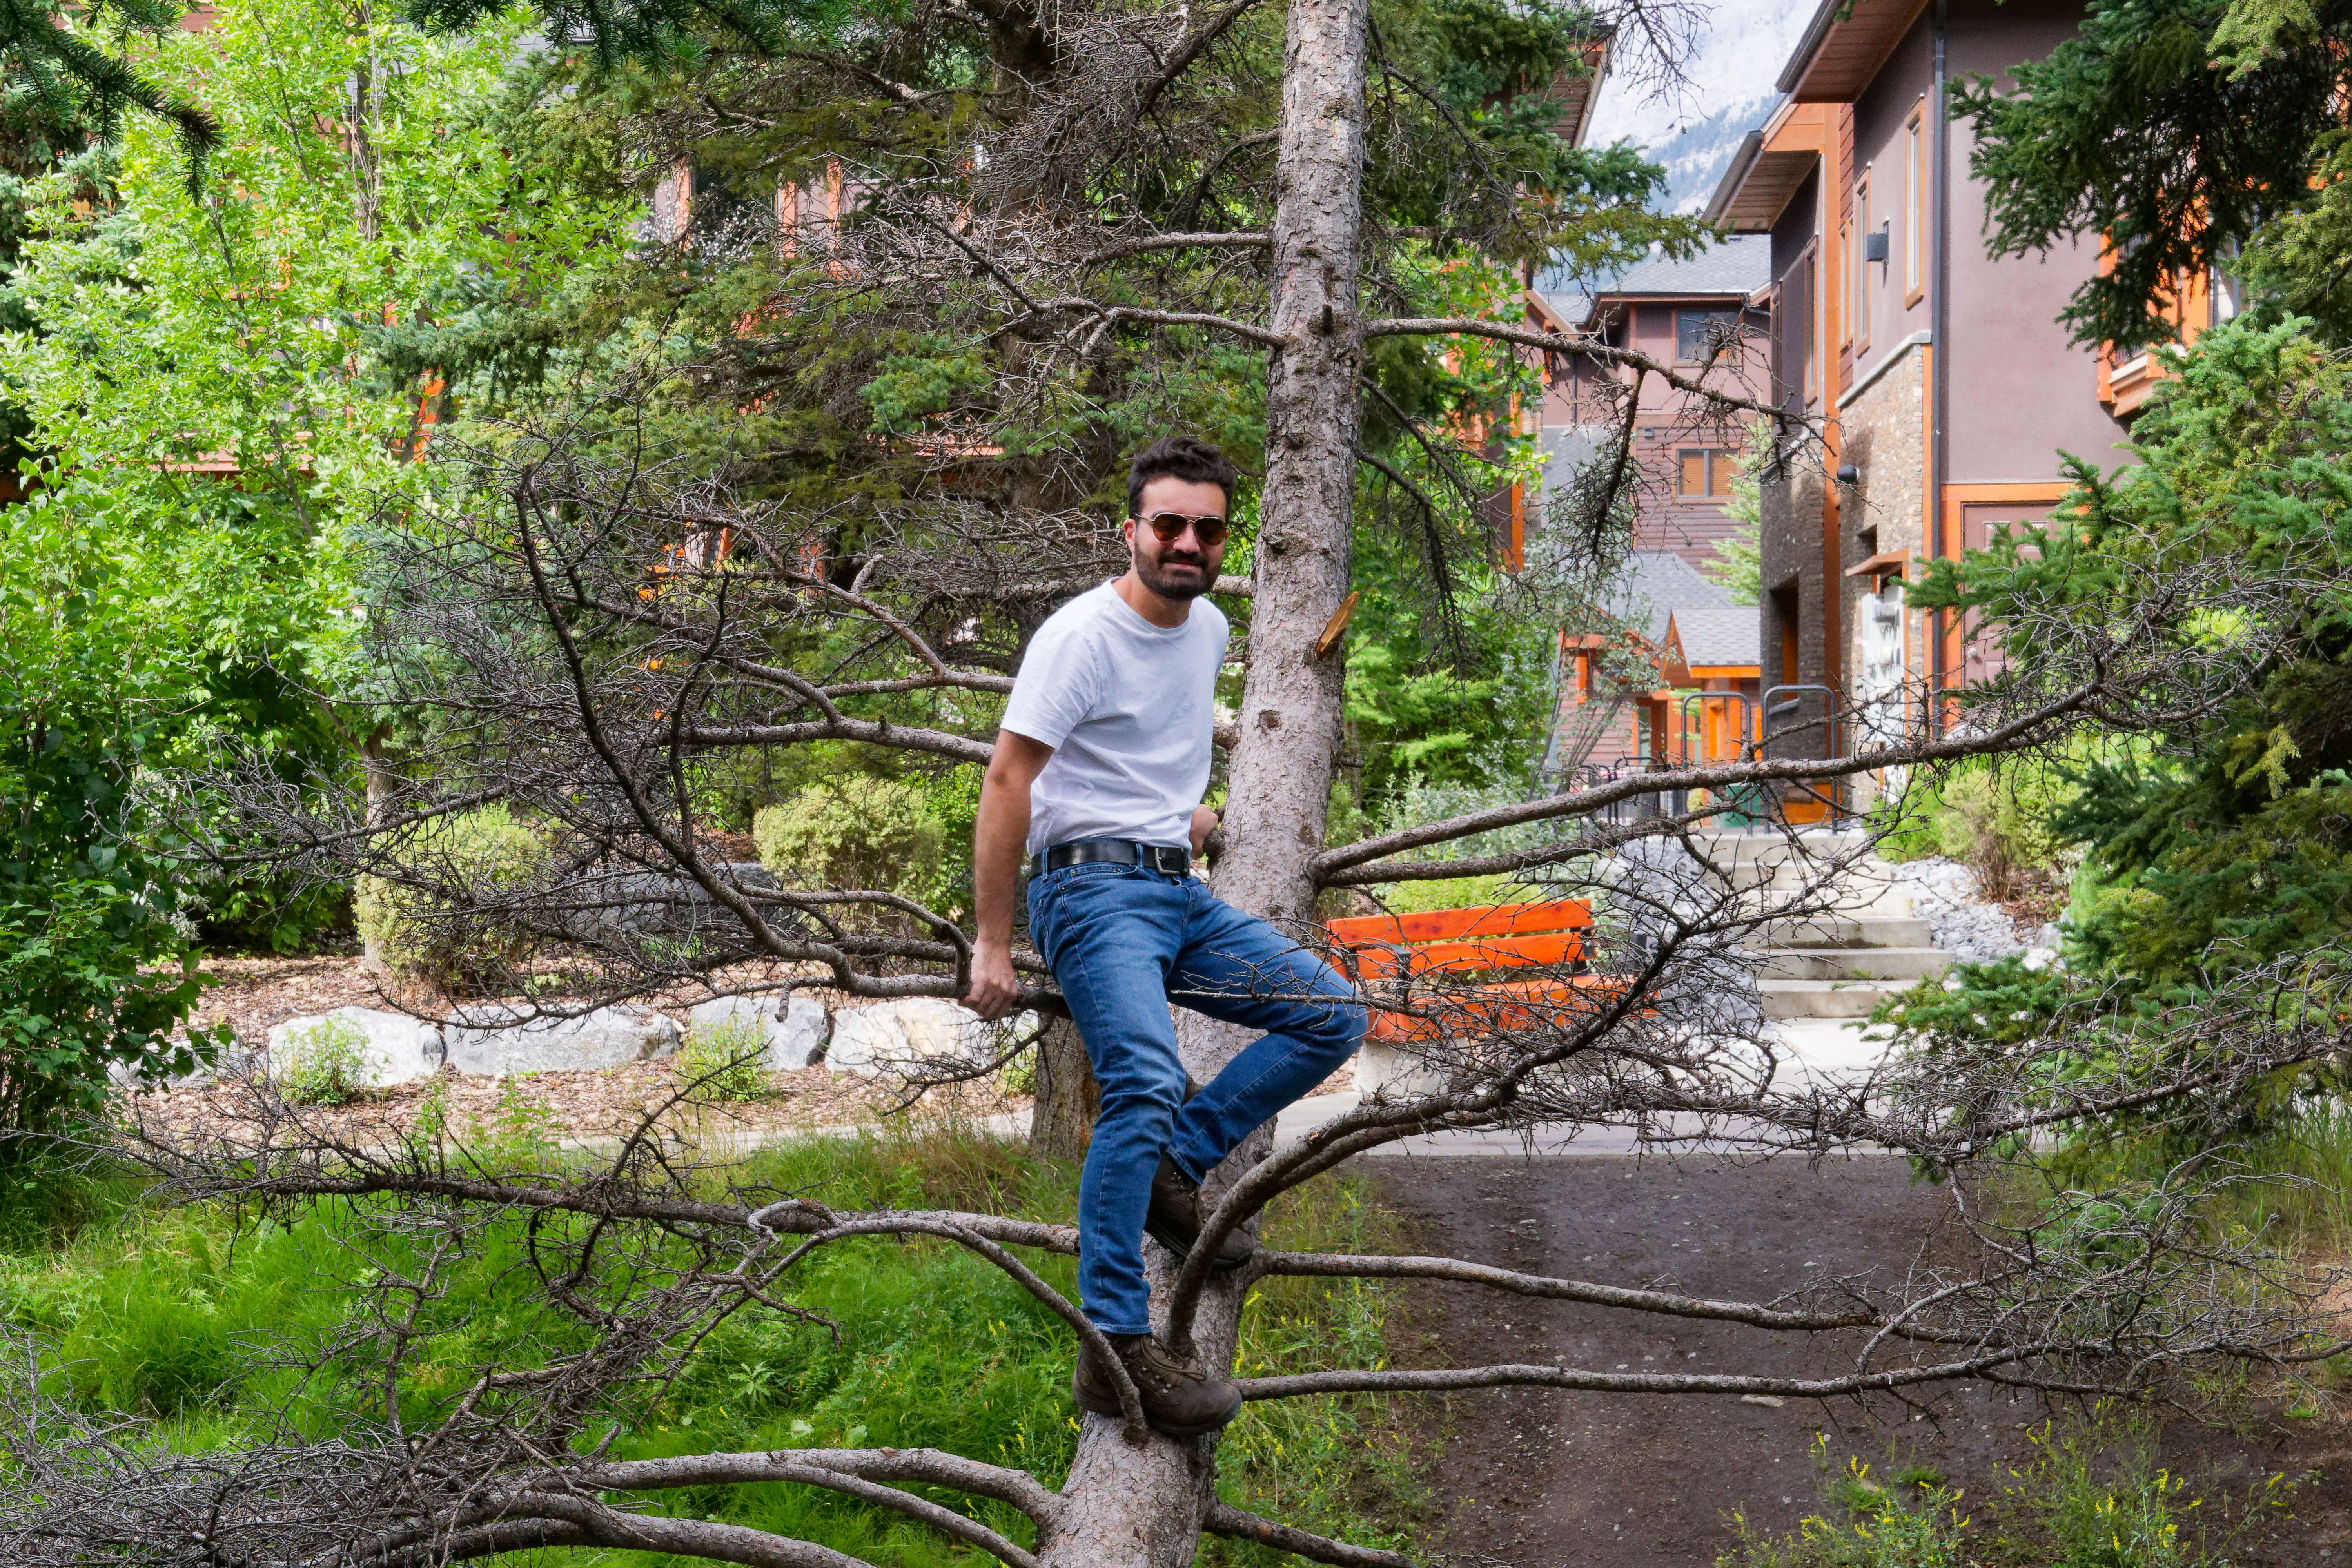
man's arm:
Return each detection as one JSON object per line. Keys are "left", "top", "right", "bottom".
{"left": 965, "top": 729, "right": 1054, "bottom": 1020}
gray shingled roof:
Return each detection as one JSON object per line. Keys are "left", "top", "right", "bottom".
{"left": 1607, "top": 550, "right": 1759, "bottom": 669}
{"left": 1607, "top": 234, "right": 1771, "bottom": 297}
{"left": 1533, "top": 234, "right": 1771, "bottom": 326}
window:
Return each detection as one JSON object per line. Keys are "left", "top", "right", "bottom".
{"left": 1677, "top": 449, "right": 1736, "bottom": 499}
{"left": 1837, "top": 218, "right": 1853, "bottom": 350}
{"left": 1849, "top": 172, "right": 1872, "bottom": 353}
{"left": 1904, "top": 103, "right": 1926, "bottom": 305}
{"left": 1675, "top": 309, "right": 1740, "bottom": 364}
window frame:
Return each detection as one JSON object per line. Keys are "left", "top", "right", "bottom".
{"left": 1674, "top": 308, "right": 1742, "bottom": 366}
{"left": 1678, "top": 449, "right": 1710, "bottom": 498}
{"left": 1675, "top": 448, "right": 1737, "bottom": 501}
{"left": 1850, "top": 169, "right": 1872, "bottom": 354}
{"left": 1837, "top": 217, "right": 1854, "bottom": 353}
{"left": 1904, "top": 103, "right": 1926, "bottom": 307}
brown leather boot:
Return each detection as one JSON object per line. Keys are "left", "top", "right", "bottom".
{"left": 1145, "top": 1154, "right": 1255, "bottom": 1270}
{"left": 1073, "top": 1332, "right": 1243, "bottom": 1437}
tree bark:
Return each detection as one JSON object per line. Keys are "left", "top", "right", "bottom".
{"left": 360, "top": 725, "right": 394, "bottom": 971}
{"left": 1034, "top": 0, "right": 1368, "bottom": 1557}
{"left": 1028, "top": 1013, "right": 1098, "bottom": 1162}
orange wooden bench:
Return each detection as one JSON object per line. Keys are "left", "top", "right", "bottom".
{"left": 1325, "top": 900, "right": 1617, "bottom": 1043}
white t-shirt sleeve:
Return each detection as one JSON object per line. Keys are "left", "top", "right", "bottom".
{"left": 1000, "top": 617, "right": 1103, "bottom": 750}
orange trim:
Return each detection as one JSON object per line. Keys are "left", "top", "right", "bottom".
{"left": 1937, "top": 483, "right": 2073, "bottom": 688}
{"left": 1686, "top": 664, "right": 1760, "bottom": 679}
{"left": 1327, "top": 901, "right": 1592, "bottom": 946}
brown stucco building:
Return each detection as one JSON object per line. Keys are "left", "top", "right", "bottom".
{"left": 1703, "top": 0, "right": 2238, "bottom": 809}
{"left": 1525, "top": 242, "right": 1771, "bottom": 777}
{"left": 1532, "top": 240, "right": 1774, "bottom": 572}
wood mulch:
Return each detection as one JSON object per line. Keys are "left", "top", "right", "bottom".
{"left": 154, "top": 954, "right": 1028, "bottom": 1146}
{"left": 157, "top": 953, "right": 1353, "bottom": 1149}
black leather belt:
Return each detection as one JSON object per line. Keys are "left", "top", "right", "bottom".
{"left": 1030, "top": 839, "right": 1191, "bottom": 878}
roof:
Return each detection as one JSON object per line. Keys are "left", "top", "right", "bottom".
{"left": 1601, "top": 237, "right": 1771, "bottom": 299}
{"left": 1534, "top": 236, "right": 1771, "bottom": 330}
{"left": 1552, "top": 33, "right": 1615, "bottom": 148}
{"left": 1704, "top": 100, "right": 1833, "bottom": 233}
{"left": 1777, "top": 0, "right": 1929, "bottom": 102}
{"left": 1606, "top": 550, "right": 1759, "bottom": 670}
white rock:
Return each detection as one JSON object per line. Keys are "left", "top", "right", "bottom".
{"left": 265, "top": 1007, "right": 447, "bottom": 1088}
{"left": 442, "top": 1005, "right": 680, "bottom": 1075}
{"left": 687, "top": 993, "right": 832, "bottom": 1070}
{"left": 826, "top": 998, "right": 1034, "bottom": 1076}
{"left": 1352, "top": 1038, "right": 1445, "bottom": 1098}
{"left": 2022, "top": 946, "right": 2058, "bottom": 972}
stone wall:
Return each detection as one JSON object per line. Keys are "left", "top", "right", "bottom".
{"left": 1832, "top": 343, "right": 1931, "bottom": 813}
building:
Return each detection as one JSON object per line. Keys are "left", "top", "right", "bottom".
{"left": 1530, "top": 238, "right": 1773, "bottom": 570}
{"left": 1703, "top": 0, "right": 2239, "bottom": 802}
{"left": 1543, "top": 551, "right": 1763, "bottom": 780}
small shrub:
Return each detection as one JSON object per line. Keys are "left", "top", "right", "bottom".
{"left": 680, "top": 1013, "right": 771, "bottom": 1102}
{"left": 465, "top": 1074, "right": 560, "bottom": 1166}
{"left": 753, "top": 777, "right": 945, "bottom": 924}
{"left": 279, "top": 1016, "right": 370, "bottom": 1106}
{"left": 1367, "top": 872, "right": 1522, "bottom": 916}
{"left": 1865, "top": 776, "right": 1944, "bottom": 863}
{"left": 354, "top": 806, "right": 549, "bottom": 994}
{"left": 1935, "top": 761, "right": 2071, "bottom": 901}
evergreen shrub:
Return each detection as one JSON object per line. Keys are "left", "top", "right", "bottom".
{"left": 354, "top": 806, "right": 548, "bottom": 994}
{"left": 753, "top": 777, "right": 945, "bottom": 918}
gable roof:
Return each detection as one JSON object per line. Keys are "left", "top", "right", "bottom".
{"left": 1535, "top": 236, "right": 1771, "bottom": 331}
{"left": 1603, "top": 236, "right": 1772, "bottom": 298}
{"left": 1606, "top": 550, "right": 1759, "bottom": 671}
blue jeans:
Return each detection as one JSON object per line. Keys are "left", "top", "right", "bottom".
{"left": 1026, "top": 857, "right": 1367, "bottom": 1336}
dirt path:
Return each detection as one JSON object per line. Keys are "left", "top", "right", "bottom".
{"left": 1371, "top": 1156, "right": 2352, "bottom": 1566}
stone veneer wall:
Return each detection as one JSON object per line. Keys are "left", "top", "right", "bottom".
{"left": 1759, "top": 342, "right": 1932, "bottom": 777}
{"left": 1759, "top": 443, "right": 1831, "bottom": 763}
{"left": 1833, "top": 343, "right": 1931, "bottom": 811}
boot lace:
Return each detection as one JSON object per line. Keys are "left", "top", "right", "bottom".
{"left": 1124, "top": 1337, "right": 1205, "bottom": 1391}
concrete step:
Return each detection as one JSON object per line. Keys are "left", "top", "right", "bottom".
{"left": 1749, "top": 946, "right": 1950, "bottom": 982}
{"left": 1758, "top": 978, "right": 1913, "bottom": 1019}
{"left": 1754, "top": 914, "right": 1934, "bottom": 949}
{"left": 1689, "top": 831, "right": 1872, "bottom": 868}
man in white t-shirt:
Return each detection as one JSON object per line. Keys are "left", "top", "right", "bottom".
{"left": 965, "top": 436, "right": 1366, "bottom": 1437}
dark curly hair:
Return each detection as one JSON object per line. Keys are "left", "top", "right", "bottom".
{"left": 1126, "top": 435, "right": 1239, "bottom": 519}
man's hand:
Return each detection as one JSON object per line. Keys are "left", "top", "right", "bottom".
{"left": 1189, "top": 804, "right": 1219, "bottom": 856}
{"left": 967, "top": 729, "right": 1053, "bottom": 1020}
{"left": 966, "top": 940, "right": 1022, "bottom": 1020}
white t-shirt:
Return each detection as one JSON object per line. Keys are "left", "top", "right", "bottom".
{"left": 1000, "top": 581, "right": 1228, "bottom": 855}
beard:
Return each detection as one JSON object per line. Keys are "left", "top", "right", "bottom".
{"left": 1132, "top": 539, "right": 1214, "bottom": 601}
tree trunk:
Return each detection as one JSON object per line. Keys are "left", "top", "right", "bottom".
{"left": 1029, "top": 1013, "right": 1098, "bottom": 1161}
{"left": 1035, "top": 0, "right": 1368, "bottom": 1555}
{"left": 360, "top": 727, "right": 393, "bottom": 971}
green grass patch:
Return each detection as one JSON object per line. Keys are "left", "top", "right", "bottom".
{"left": 1719, "top": 1412, "right": 2295, "bottom": 1568}
{"left": 0, "top": 1120, "right": 1426, "bottom": 1565}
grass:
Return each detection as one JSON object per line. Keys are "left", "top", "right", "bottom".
{"left": 1718, "top": 1413, "right": 2294, "bottom": 1568}
{"left": 0, "top": 1117, "right": 1425, "bottom": 1566}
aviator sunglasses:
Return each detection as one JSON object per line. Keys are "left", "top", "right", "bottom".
{"left": 1139, "top": 510, "right": 1230, "bottom": 549}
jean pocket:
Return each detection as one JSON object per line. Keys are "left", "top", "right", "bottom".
{"left": 1029, "top": 862, "right": 1134, "bottom": 951}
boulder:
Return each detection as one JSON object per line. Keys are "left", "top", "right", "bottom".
{"left": 686, "top": 993, "right": 832, "bottom": 1071}
{"left": 442, "top": 1005, "right": 680, "bottom": 1075}
{"left": 826, "top": 998, "right": 1036, "bottom": 1077}
{"left": 1352, "top": 1038, "right": 1445, "bottom": 1099}
{"left": 265, "top": 1007, "right": 447, "bottom": 1088}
